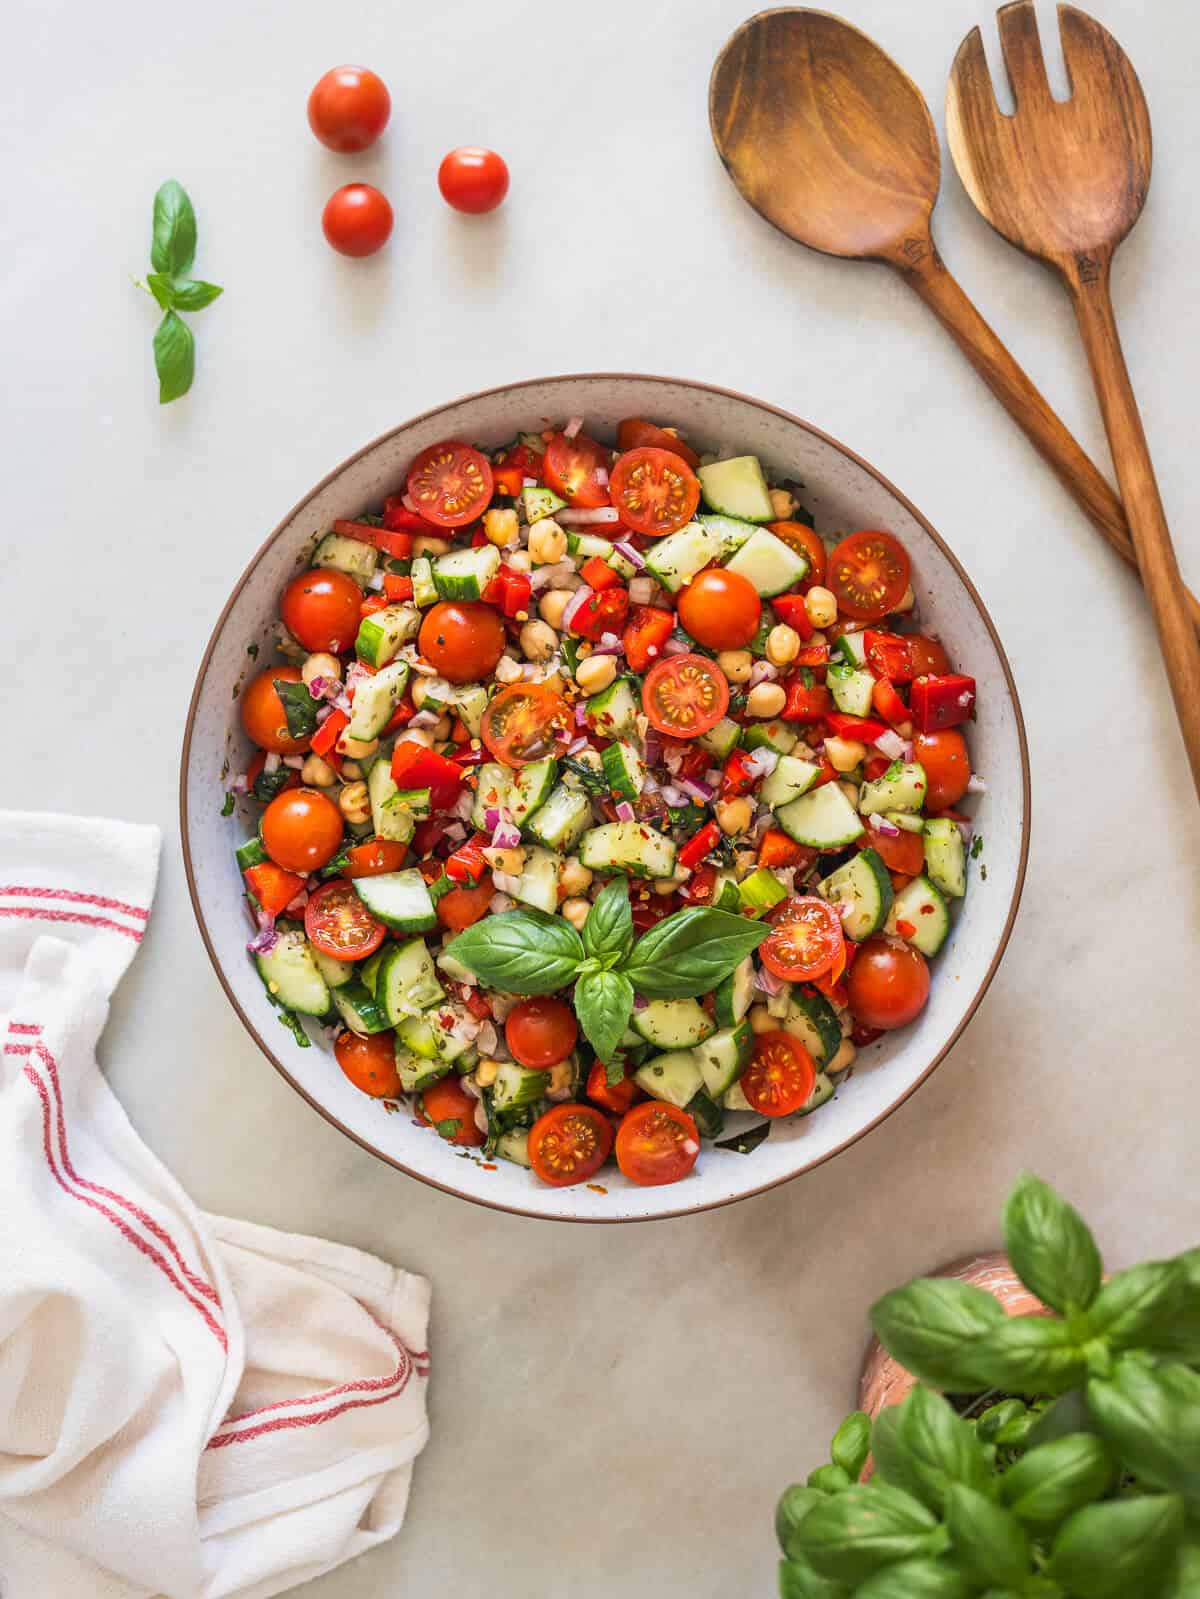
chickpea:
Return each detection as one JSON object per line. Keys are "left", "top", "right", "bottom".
{"left": 769, "top": 487, "right": 797, "bottom": 520}
{"left": 805, "top": 586, "right": 838, "bottom": 629}
{"left": 432, "top": 714, "right": 453, "bottom": 741}
{"left": 892, "top": 585, "right": 916, "bottom": 614}
{"left": 574, "top": 654, "right": 617, "bottom": 696}
{"left": 748, "top": 1004, "right": 776, "bottom": 1035}
{"left": 746, "top": 682, "right": 786, "bottom": 719}
{"left": 520, "top": 619, "right": 558, "bottom": 661}
{"left": 483, "top": 846, "right": 527, "bottom": 876}
{"left": 301, "top": 652, "right": 342, "bottom": 688}
{"left": 337, "top": 781, "right": 371, "bottom": 824}
{"left": 507, "top": 548, "right": 532, "bottom": 574}
{"left": 545, "top": 1062, "right": 575, "bottom": 1098}
{"left": 527, "top": 518, "right": 567, "bottom": 565}
{"left": 715, "top": 796, "right": 753, "bottom": 835}
{"left": 538, "top": 589, "right": 573, "bottom": 630}
{"left": 395, "top": 728, "right": 434, "bottom": 749}
{"left": 827, "top": 1038, "right": 857, "bottom": 1075}
{"left": 483, "top": 507, "right": 519, "bottom": 548}
{"left": 301, "top": 753, "right": 337, "bottom": 787}
{"left": 412, "top": 534, "right": 451, "bottom": 558}
{"left": 558, "top": 857, "right": 593, "bottom": 897}
{"left": 335, "top": 730, "right": 380, "bottom": 760}
{"left": 410, "top": 678, "right": 442, "bottom": 710}
{"left": 824, "top": 736, "right": 867, "bottom": 773}
{"left": 765, "top": 624, "right": 801, "bottom": 668}
{"left": 651, "top": 877, "right": 677, "bottom": 896}
{"left": 493, "top": 654, "right": 523, "bottom": 683}
{"left": 560, "top": 896, "right": 591, "bottom": 931}
{"left": 340, "top": 759, "right": 362, "bottom": 780}
{"left": 474, "top": 1059, "right": 501, "bottom": 1089}
{"left": 717, "top": 649, "right": 754, "bottom": 684}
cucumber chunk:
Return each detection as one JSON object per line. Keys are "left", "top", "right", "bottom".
{"left": 695, "top": 1022, "right": 753, "bottom": 1098}
{"left": 579, "top": 822, "right": 676, "bottom": 879}
{"left": 761, "top": 754, "right": 821, "bottom": 809}
{"left": 632, "top": 998, "right": 716, "bottom": 1050}
{"left": 713, "top": 957, "right": 755, "bottom": 1028}
{"left": 312, "top": 532, "right": 378, "bottom": 586}
{"left": 523, "top": 785, "right": 591, "bottom": 853}
{"left": 886, "top": 874, "right": 950, "bottom": 957}
{"left": 582, "top": 677, "right": 640, "bottom": 738}
{"left": 635, "top": 1049, "right": 704, "bottom": 1109}
{"left": 367, "top": 760, "right": 417, "bottom": 844}
{"left": 432, "top": 545, "right": 500, "bottom": 602}
{"left": 695, "top": 514, "right": 760, "bottom": 554}
{"left": 644, "top": 522, "right": 728, "bottom": 593}
{"left": 798, "top": 1072, "right": 835, "bottom": 1117}
{"left": 509, "top": 757, "right": 558, "bottom": 826}
{"left": 697, "top": 456, "right": 775, "bottom": 522}
{"left": 522, "top": 485, "right": 566, "bottom": 522}
{"left": 410, "top": 556, "right": 437, "bottom": 607}
{"left": 492, "top": 1061, "right": 549, "bottom": 1112}
{"left": 495, "top": 1128, "right": 532, "bottom": 1167}
{"left": 923, "top": 818, "right": 967, "bottom": 899}
{"left": 471, "top": 762, "right": 513, "bottom": 831}
{"left": 512, "top": 846, "right": 562, "bottom": 913}
{"left": 859, "top": 761, "right": 928, "bottom": 816}
{"left": 395, "top": 1047, "right": 452, "bottom": 1093}
{"left": 255, "top": 929, "right": 330, "bottom": 1017}
{"left": 374, "top": 938, "right": 445, "bottom": 1024}
{"left": 783, "top": 990, "right": 842, "bottom": 1067}
{"left": 311, "top": 947, "right": 355, "bottom": 992}
{"left": 834, "top": 631, "right": 869, "bottom": 668}
{"left": 600, "top": 739, "right": 645, "bottom": 801}
{"left": 697, "top": 717, "right": 742, "bottom": 760}
{"left": 818, "top": 848, "right": 893, "bottom": 942}
{"left": 352, "top": 870, "right": 437, "bottom": 934}
{"left": 776, "top": 784, "right": 865, "bottom": 849}
{"left": 743, "top": 718, "right": 799, "bottom": 756}
{"left": 354, "top": 603, "right": 421, "bottom": 668}
{"left": 723, "top": 527, "right": 810, "bottom": 597}
{"left": 347, "top": 659, "right": 411, "bottom": 741}
{"left": 331, "top": 981, "right": 391, "bottom": 1036}
{"left": 685, "top": 1089, "right": 725, "bottom": 1140}
{"left": 827, "top": 662, "right": 876, "bottom": 718}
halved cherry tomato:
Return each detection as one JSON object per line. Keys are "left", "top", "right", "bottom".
{"left": 243, "top": 862, "right": 305, "bottom": 918}
{"left": 912, "top": 729, "right": 971, "bottom": 810}
{"left": 241, "top": 667, "right": 311, "bottom": 755}
{"left": 623, "top": 604, "right": 675, "bottom": 672}
{"left": 506, "top": 997, "right": 578, "bottom": 1068}
{"left": 761, "top": 895, "right": 844, "bottom": 981}
{"left": 864, "top": 630, "right": 914, "bottom": 682}
{"left": 335, "top": 1030, "right": 401, "bottom": 1097}
{"left": 406, "top": 441, "right": 493, "bottom": 528}
{"left": 872, "top": 677, "right": 911, "bottom": 729}
{"left": 528, "top": 1104, "right": 613, "bottom": 1186}
{"left": 615, "top": 1102, "right": 699, "bottom": 1187}
{"left": 616, "top": 418, "right": 701, "bottom": 469}
{"left": 542, "top": 431, "right": 610, "bottom": 508}
{"left": 677, "top": 567, "right": 762, "bottom": 650}
{"left": 305, "top": 879, "right": 386, "bottom": 960}
{"left": 768, "top": 521, "right": 826, "bottom": 586}
{"left": 436, "top": 875, "right": 493, "bottom": 931}
{"left": 568, "top": 585, "right": 629, "bottom": 640}
{"left": 417, "top": 600, "right": 506, "bottom": 683}
{"left": 342, "top": 840, "right": 408, "bottom": 878}
{"left": 861, "top": 821, "right": 925, "bottom": 876}
{"left": 757, "top": 830, "right": 816, "bottom": 871}
{"left": 586, "top": 1060, "right": 638, "bottom": 1115}
{"left": 642, "top": 653, "right": 730, "bottom": 739}
{"left": 280, "top": 568, "right": 363, "bottom": 654}
{"left": 481, "top": 682, "right": 574, "bottom": 767}
{"left": 261, "top": 788, "right": 344, "bottom": 872}
{"left": 608, "top": 447, "right": 700, "bottom": 537}
{"left": 390, "top": 743, "right": 465, "bottom": 810}
{"left": 827, "top": 531, "right": 911, "bottom": 621}
{"left": 908, "top": 634, "right": 951, "bottom": 677}
{"left": 846, "top": 936, "right": 930, "bottom": 1030}
{"left": 741, "top": 1031, "right": 817, "bottom": 1117}
{"left": 420, "top": 1076, "right": 485, "bottom": 1146}
{"left": 630, "top": 887, "right": 679, "bottom": 930}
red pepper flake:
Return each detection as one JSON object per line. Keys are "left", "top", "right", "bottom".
{"left": 481, "top": 1162, "right": 497, "bottom": 1171}
{"left": 586, "top": 1183, "right": 608, "bottom": 1195}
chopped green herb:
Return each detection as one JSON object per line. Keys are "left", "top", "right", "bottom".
{"left": 247, "top": 642, "right": 259, "bottom": 659}
{"left": 273, "top": 677, "right": 318, "bottom": 740}
{"left": 563, "top": 756, "right": 608, "bottom": 795}
{"left": 435, "top": 1117, "right": 462, "bottom": 1141}
{"left": 251, "top": 765, "right": 293, "bottom": 803}
{"left": 970, "top": 834, "right": 984, "bottom": 859}
{"left": 980, "top": 863, "right": 988, "bottom": 881}
{"left": 274, "top": 1006, "right": 311, "bottom": 1049}
{"left": 220, "top": 791, "right": 235, "bottom": 817}
{"left": 714, "top": 1119, "right": 771, "bottom": 1155}
{"left": 605, "top": 1055, "right": 628, "bottom": 1087}
{"left": 799, "top": 666, "right": 815, "bottom": 689}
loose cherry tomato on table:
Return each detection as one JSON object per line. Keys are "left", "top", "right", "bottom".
{"left": 860, "top": 821, "right": 925, "bottom": 877}
{"left": 261, "top": 787, "right": 344, "bottom": 872}
{"left": 740, "top": 1031, "right": 817, "bottom": 1117}
{"left": 616, "top": 418, "right": 701, "bottom": 469}
{"left": 420, "top": 1076, "right": 485, "bottom": 1147}
{"left": 506, "top": 997, "right": 578, "bottom": 1069}
{"left": 437, "top": 147, "right": 510, "bottom": 213}
{"left": 615, "top": 1102, "right": 700, "bottom": 1187}
{"left": 768, "top": 522, "right": 827, "bottom": 587}
{"left": 542, "top": 431, "right": 610, "bottom": 508}
{"left": 406, "top": 441, "right": 493, "bottom": 527}
{"left": 322, "top": 183, "right": 394, "bottom": 257}
{"left": 304, "top": 879, "right": 386, "bottom": 960}
{"left": 280, "top": 568, "right": 363, "bottom": 653}
{"left": 335, "top": 1030, "right": 401, "bottom": 1097}
{"left": 912, "top": 729, "right": 971, "bottom": 810}
{"left": 846, "top": 936, "right": 930, "bottom": 1030}
{"left": 481, "top": 682, "right": 574, "bottom": 767}
{"left": 827, "top": 531, "right": 911, "bottom": 622}
{"left": 528, "top": 1104, "right": 613, "bottom": 1187}
{"left": 760, "top": 896, "right": 844, "bottom": 981}
{"left": 586, "top": 1060, "right": 639, "bottom": 1116}
{"left": 418, "top": 600, "right": 505, "bottom": 683}
{"left": 642, "top": 653, "right": 730, "bottom": 739}
{"left": 436, "top": 875, "right": 493, "bottom": 931}
{"left": 677, "top": 567, "right": 762, "bottom": 650}
{"left": 240, "top": 667, "right": 311, "bottom": 755}
{"left": 608, "top": 447, "right": 700, "bottom": 537}
{"left": 342, "top": 840, "right": 408, "bottom": 878}
{"left": 307, "top": 65, "right": 391, "bottom": 152}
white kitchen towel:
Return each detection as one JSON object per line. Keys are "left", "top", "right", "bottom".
{"left": 0, "top": 811, "right": 431, "bottom": 1599}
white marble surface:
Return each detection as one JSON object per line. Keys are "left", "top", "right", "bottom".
{"left": 3, "top": 0, "right": 1198, "bottom": 1594}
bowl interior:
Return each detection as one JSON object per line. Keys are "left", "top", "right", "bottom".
{"left": 182, "top": 375, "right": 1028, "bottom": 1222}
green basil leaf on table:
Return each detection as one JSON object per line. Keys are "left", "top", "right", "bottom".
{"left": 144, "top": 271, "right": 177, "bottom": 310}
{"left": 1086, "top": 1357, "right": 1200, "bottom": 1502}
{"left": 870, "top": 1387, "right": 990, "bottom": 1514}
{"left": 151, "top": 178, "right": 197, "bottom": 275}
{"left": 272, "top": 677, "right": 318, "bottom": 740}
{"left": 1002, "top": 1172, "right": 1103, "bottom": 1314}
{"left": 776, "top": 1485, "right": 826, "bottom": 1560}
{"left": 169, "top": 278, "right": 224, "bottom": 311}
{"left": 449, "top": 908, "right": 583, "bottom": 995}
{"left": 869, "top": 1278, "right": 1008, "bottom": 1393}
{"left": 574, "top": 969, "right": 633, "bottom": 1064}
{"left": 153, "top": 311, "right": 194, "bottom": 404}
{"left": 777, "top": 1555, "right": 850, "bottom": 1599}
{"left": 621, "top": 906, "right": 769, "bottom": 998}
{"left": 713, "top": 1119, "right": 771, "bottom": 1155}
{"left": 998, "top": 1432, "right": 1117, "bottom": 1530}
{"left": 1048, "top": 1493, "right": 1184, "bottom": 1599}
{"left": 1084, "top": 1259, "right": 1187, "bottom": 1352}
{"left": 944, "top": 1483, "right": 1031, "bottom": 1591}
{"left": 797, "top": 1482, "right": 940, "bottom": 1585}
{"left": 830, "top": 1412, "right": 872, "bottom": 1483}
{"left": 581, "top": 876, "right": 634, "bottom": 964}
{"left": 852, "top": 1559, "right": 974, "bottom": 1599}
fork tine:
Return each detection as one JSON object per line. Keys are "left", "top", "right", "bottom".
{"left": 948, "top": 24, "right": 1005, "bottom": 124}
{"left": 996, "top": 0, "right": 1054, "bottom": 107}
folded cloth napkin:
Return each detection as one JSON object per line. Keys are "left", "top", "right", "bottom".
{"left": 0, "top": 812, "right": 431, "bottom": 1599}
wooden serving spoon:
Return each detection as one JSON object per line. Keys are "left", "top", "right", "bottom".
{"left": 709, "top": 7, "right": 1200, "bottom": 629}
{"left": 947, "top": 2, "right": 1200, "bottom": 794}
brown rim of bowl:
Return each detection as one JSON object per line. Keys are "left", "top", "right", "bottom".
{"left": 180, "top": 371, "right": 1031, "bottom": 1225}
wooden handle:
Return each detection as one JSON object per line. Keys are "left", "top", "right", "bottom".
{"left": 1066, "top": 253, "right": 1200, "bottom": 797}
{"left": 895, "top": 240, "right": 1200, "bottom": 632}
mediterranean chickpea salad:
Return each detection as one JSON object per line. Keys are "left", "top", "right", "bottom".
{"left": 230, "top": 418, "right": 981, "bottom": 1189}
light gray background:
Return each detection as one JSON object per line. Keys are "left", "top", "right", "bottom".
{"left": 2, "top": 0, "right": 1198, "bottom": 1594}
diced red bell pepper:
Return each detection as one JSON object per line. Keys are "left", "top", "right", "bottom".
{"left": 811, "top": 756, "right": 839, "bottom": 788}
{"left": 335, "top": 516, "right": 414, "bottom": 560}
{"left": 491, "top": 464, "right": 524, "bottom": 497}
{"left": 580, "top": 556, "right": 622, "bottom": 591}
{"left": 383, "top": 574, "right": 414, "bottom": 602}
{"left": 383, "top": 694, "right": 416, "bottom": 735}
{"left": 795, "top": 643, "right": 830, "bottom": 668}
{"left": 382, "top": 499, "right": 440, "bottom": 536}
{"left": 863, "top": 754, "right": 891, "bottom": 781}
{"left": 462, "top": 985, "right": 493, "bottom": 1020}
{"left": 910, "top": 673, "right": 976, "bottom": 733}
{"left": 757, "top": 829, "right": 817, "bottom": 871}
{"left": 331, "top": 519, "right": 380, "bottom": 543}
{"left": 769, "top": 592, "right": 814, "bottom": 641}
{"left": 360, "top": 594, "right": 390, "bottom": 618}
{"left": 569, "top": 586, "right": 629, "bottom": 640}
{"left": 375, "top": 529, "right": 414, "bottom": 560}
{"left": 623, "top": 605, "right": 675, "bottom": 672}
{"left": 483, "top": 565, "right": 533, "bottom": 619}
{"left": 497, "top": 442, "right": 542, "bottom": 479}
{"left": 391, "top": 743, "right": 465, "bottom": 812}
{"left": 781, "top": 675, "right": 833, "bottom": 723}
{"left": 825, "top": 711, "right": 888, "bottom": 742}
{"left": 872, "top": 677, "right": 911, "bottom": 729}
{"left": 471, "top": 529, "right": 488, "bottom": 547}
{"left": 586, "top": 1059, "right": 639, "bottom": 1115}
{"left": 678, "top": 820, "right": 721, "bottom": 871}
{"left": 310, "top": 708, "right": 349, "bottom": 758}
{"left": 678, "top": 865, "right": 717, "bottom": 905}
{"left": 412, "top": 816, "right": 453, "bottom": 856}
{"left": 864, "top": 630, "right": 914, "bottom": 682}
{"left": 244, "top": 861, "right": 306, "bottom": 918}
{"left": 721, "top": 749, "right": 758, "bottom": 798}
{"left": 677, "top": 744, "right": 712, "bottom": 781}
{"left": 445, "top": 835, "right": 490, "bottom": 885}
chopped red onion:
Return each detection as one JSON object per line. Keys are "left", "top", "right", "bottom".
{"left": 628, "top": 576, "right": 655, "bottom": 605}
{"left": 614, "top": 540, "right": 645, "bottom": 569}
{"left": 660, "top": 784, "right": 686, "bottom": 808}
{"left": 966, "top": 773, "right": 987, "bottom": 794}
{"left": 246, "top": 924, "right": 279, "bottom": 956}
{"left": 564, "top": 415, "right": 584, "bottom": 439}
{"left": 595, "top": 466, "right": 610, "bottom": 487}
{"left": 522, "top": 475, "right": 537, "bottom": 488}
{"left": 282, "top": 754, "right": 305, "bottom": 770}
{"left": 873, "top": 729, "right": 908, "bottom": 760}
{"left": 476, "top": 1021, "right": 498, "bottom": 1056}
{"left": 283, "top": 889, "right": 310, "bottom": 916}
{"left": 490, "top": 818, "right": 522, "bottom": 850}
{"left": 615, "top": 800, "right": 636, "bottom": 822}
{"left": 743, "top": 748, "right": 779, "bottom": 779}
{"left": 367, "top": 570, "right": 385, "bottom": 592}
{"left": 529, "top": 558, "right": 574, "bottom": 592}
{"left": 333, "top": 691, "right": 352, "bottom": 715}
{"left": 953, "top": 818, "right": 974, "bottom": 845}
{"left": 314, "top": 703, "right": 333, "bottom": 726}
{"left": 567, "top": 735, "right": 589, "bottom": 755}
{"left": 489, "top": 891, "right": 514, "bottom": 913}
{"left": 755, "top": 965, "right": 784, "bottom": 996}
{"left": 232, "top": 773, "right": 249, "bottom": 795}
{"left": 491, "top": 869, "right": 521, "bottom": 895}
{"left": 678, "top": 776, "right": 713, "bottom": 802}
{"left": 263, "top": 752, "right": 281, "bottom": 775}
{"left": 402, "top": 492, "right": 420, "bottom": 514}
{"left": 662, "top": 637, "right": 690, "bottom": 657}
{"left": 574, "top": 704, "right": 588, "bottom": 728}
{"left": 749, "top": 660, "right": 780, "bottom": 687}
{"left": 558, "top": 506, "right": 620, "bottom": 526}
{"left": 591, "top": 637, "right": 624, "bottom": 657}
{"left": 409, "top": 709, "right": 440, "bottom": 729}
{"left": 452, "top": 791, "right": 474, "bottom": 821}
{"left": 868, "top": 811, "right": 901, "bottom": 837}
{"left": 633, "top": 993, "right": 649, "bottom": 1011}
{"left": 643, "top": 733, "right": 663, "bottom": 767}
{"left": 560, "top": 585, "right": 594, "bottom": 630}
{"left": 483, "top": 807, "right": 502, "bottom": 832}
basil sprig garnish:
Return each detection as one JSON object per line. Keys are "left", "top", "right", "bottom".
{"left": 450, "top": 880, "right": 769, "bottom": 1062}
{"left": 136, "top": 180, "right": 223, "bottom": 404}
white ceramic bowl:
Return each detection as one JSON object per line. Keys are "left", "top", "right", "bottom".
{"left": 181, "top": 374, "right": 1029, "bottom": 1222}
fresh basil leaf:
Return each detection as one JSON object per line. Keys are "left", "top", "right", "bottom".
{"left": 830, "top": 1413, "right": 871, "bottom": 1483}
{"left": 975, "top": 1398, "right": 1026, "bottom": 1446}
{"left": 714, "top": 1119, "right": 771, "bottom": 1155}
{"left": 869, "top": 1279, "right": 1008, "bottom": 1393}
{"left": 273, "top": 676, "right": 318, "bottom": 739}
{"left": 272, "top": 1005, "right": 310, "bottom": 1049}
{"left": 1085, "top": 1259, "right": 1187, "bottom": 1353}
{"left": 777, "top": 1485, "right": 825, "bottom": 1560}
{"left": 170, "top": 278, "right": 223, "bottom": 311}
{"left": 434, "top": 1117, "right": 461, "bottom": 1140}
{"left": 851, "top": 1559, "right": 973, "bottom": 1599}
{"left": 971, "top": 1315, "right": 1088, "bottom": 1396}
{"left": 1162, "top": 1528, "right": 1200, "bottom": 1599}
{"left": 153, "top": 310, "right": 194, "bottom": 404}
{"left": 151, "top": 178, "right": 197, "bottom": 275}
{"left": 622, "top": 907, "right": 770, "bottom": 999}
{"left": 318, "top": 848, "right": 352, "bottom": 880}
{"left": 1086, "top": 1357, "right": 1200, "bottom": 1501}
{"left": 220, "top": 790, "right": 235, "bottom": 817}
{"left": 806, "top": 1465, "right": 853, "bottom": 1494}
{"left": 1024, "top": 1386, "right": 1095, "bottom": 1449}
{"left": 562, "top": 755, "right": 607, "bottom": 794}
{"left": 1003, "top": 1172, "right": 1103, "bottom": 1315}
{"left": 575, "top": 969, "right": 633, "bottom": 1063}
{"left": 145, "top": 271, "right": 177, "bottom": 310}
{"left": 252, "top": 763, "right": 293, "bottom": 803}
{"left": 777, "top": 1555, "right": 849, "bottom": 1599}
{"left": 604, "top": 1055, "right": 628, "bottom": 1087}
{"left": 1048, "top": 1493, "right": 1184, "bottom": 1598}
{"left": 797, "top": 1483, "right": 940, "bottom": 1585}
{"left": 944, "top": 1484, "right": 1031, "bottom": 1590}
{"left": 999, "top": 1433, "right": 1117, "bottom": 1531}
{"left": 582, "top": 877, "right": 634, "bottom": 963}
{"left": 449, "top": 909, "right": 583, "bottom": 995}
{"left": 870, "top": 1387, "right": 990, "bottom": 1514}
